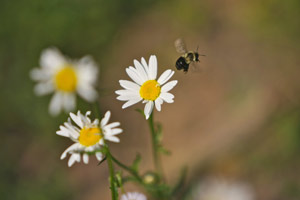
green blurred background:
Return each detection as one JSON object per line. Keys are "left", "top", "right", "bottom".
{"left": 0, "top": 0, "right": 300, "bottom": 199}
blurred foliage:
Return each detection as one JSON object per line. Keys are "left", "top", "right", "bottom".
{"left": 242, "top": 0, "right": 300, "bottom": 45}
{"left": 187, "top": 107, "right": 300, "bottom": 199}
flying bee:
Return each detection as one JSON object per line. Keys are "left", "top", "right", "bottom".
{"left": 174, "top": 38, "right": 205, "bottom": 73}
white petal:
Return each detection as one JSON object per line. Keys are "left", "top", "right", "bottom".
{"left": 161, "top": 80, "right": 178, "bottom": 92}
{"left": 101, "top": 111, "right": 111, "bottom": 127}
{"left": 93, "top": 118, "right": 99, "bottom": 126}
{"left": 141, "top": 57, "right": 149, "bottom": 72}
{"left": 126, "top": 67, "right": 143, "bottom": 85}
{"left": 119, "top": 80, "right": 140, "bottom": 91}
{"left": 34, "top": 82, "right": 54, "bottom": 96}
{"left": 40, "top": 48, "right": 66, "bottom": 70}
{"left": 144, "top": 101, "right": 154, "bottom": 119}
{"left": 117, "top": 93, "right": 140, "bottom": 101}
{"left": 63, "top": 121, "right": 80, "bottom": 139}
{"left": 30, "top": 68, "right": 51, "bottom": 81}
{"left": 99, "top": 139, "right": 104, "bottom": 145}
{"left": 83, "top": 153, "right": 89, "bottom": 164}
{"left": 109, "top": 128, "right": 123, "bottom": 136}
{"left": 157, "top": 70, "right": 175, "bottom": 85}
{"left": 61, "top": 143, "right": 80, "bottom": 160}
{"left": 148, "top": 55, "right": 157, "bottom": 80}
{"left": 116, "top": 89, "right": 132, "bottom": 95}
{"left": 122, "top": 97, "right": 142, "bottom": 109}
{"left": 70, "top": 112, "right": 83, "bottom": 128}
{"left": 75, "top": 56, "right": 98, "bottom": 102}
{"left": 121, "top": 192, "right": 147, "bottom": 200}
{"left": 68, "top": 155, "right": 76, "bottom": 167}
{"left": 76, "top": 56, "right": 99, "bottom": 85}
{"left": 116, "top": 89, "right": 140, "bottom": 101}
{"left": 140, "top": 57, "right": 149, "bottom": 75}
{"left": 75, "top": 153, "right": 81, "bottom": 162}
{"left": 77, "top": 86, "right": 98, "bottom": 102}
{"left": 56, "top": 131, "right": 68, "bottom": 138}
{"left": 95, "top": 152, "right": 103, "bottom": 161}
{"left": 68, "top": 153, "right": 80, "bottom": 167}
{"left": 116, "top": 89, "right": 139, "bottom": 96}
{"left": 76, "top": 111, "right": 91, "bottom": 127}
{"left": 85, "top": 146, "right": 95, "bottom": 152}
{"left": 134, "top": 59, "right": 148, "bottom": 81}
{"left": 49, "top": 92, "right": 63, "bottom": 116}
{"left": 160, "top": 92, "right": 174, "bottom": 103}
{"left": 63, "top": 93, "right": 76, "bottom": 113}
{"left": 105, "top": 136, "right": 120, "bottom": 143}
{"left": 84, "top": 111, "right": 92, "bottom": 124}
{"left": 56, "top": 125, "right": 70, "bottom": 137}
{"left": 105, "top": 122, "right": 120, "bottom": 129}
{"left": 154, "top": 97, "right": 163, "bottom": 111}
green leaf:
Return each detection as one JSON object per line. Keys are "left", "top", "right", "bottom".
{"left": 122, "top": 175, "right": 141, "bottom": 184}
{"left": 115, "top": 171, "right": 123, "bottom": 188}
{"left": 158, "top": 145, "right": 172, "bottom": 155}
{"left": 171, "top": 167, "right": 188, "bottom": 196}
{"left": 135, "top": 108, "right": 145, "bottom": 117}
{"left": 131, "top": 153, "right": 142, "bottom": 172}
{"left": 144, "top": 183, "right": 172, "bottom": 199}
{"left": 155, "top": 122, "right": 163, "bottom": 143}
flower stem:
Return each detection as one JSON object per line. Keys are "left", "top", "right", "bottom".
{"left": 111, "top": 155, "right": 143, "bottom": 183}
{"left": 148, "top": 112, "right": 163, "bottom": 180}
{"left": 91, "top": 100, "right": 117, "bottom": 199}
{"left": 92, "top": 101, "right": 101, "bottom": 119}
{"left": 105, "top": 146, "right": 118, "bottom": 200}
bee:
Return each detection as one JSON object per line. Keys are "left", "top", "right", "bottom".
{"left": 174, "top": 38, "right": 204, "bottom": 73}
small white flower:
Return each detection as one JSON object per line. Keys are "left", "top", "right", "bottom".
{"left": 192, "top": 177, "right": 255, "bottom": 200}
{"left": 120, "top": 192, "right": 147, "bottom": 200}
{"left": 56, "top": 110, "right": 122, "bottom": 167}
{"left": 116, "top": 55, "right": 178, "bottom": 119}
{"left": 30, "top": 47, "right": 99, "bottom": 116}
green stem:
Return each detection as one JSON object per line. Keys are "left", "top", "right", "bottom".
{"left": 111, "top": 155, "right": 143, "bottom": 183}
{"left": 105, "top": 146, "right": 118, "bottom": 200}
{"left": 90, "top": 96, "right": 117, "bottom": 198}
{"left": 92, "top": 101, "right": 101, "bottom": 119}
{"left": 148, "top": 112, "right": 163, "bottom": 180}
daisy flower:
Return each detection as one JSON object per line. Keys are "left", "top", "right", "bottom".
{"left": 56, "top": 110, "right": 122, "bottom": 167}
{"left": 191, "top": 177, "right": 255, "bottom": 200}
{"left": 30, "top": 47, "right": 98, "bottom": 116}
{"left": 116, "top": 55, "right": 178, "bottom": 119}
{"left": 120, "top": 192, "right": 147, "bottom": 200}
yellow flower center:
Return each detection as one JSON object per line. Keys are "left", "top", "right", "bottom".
{"left": 55, "top": 66, "right": 77, "bottom": 92}
{"left": 139, "top": 80, "right": 161, "bottom": 101}
{"left": 78, "top": 127, "right": 102, "bottom": 147}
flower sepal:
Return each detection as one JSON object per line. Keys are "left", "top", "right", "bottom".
{"left": 131, "top": 153, "right": 142, "bottom": 173}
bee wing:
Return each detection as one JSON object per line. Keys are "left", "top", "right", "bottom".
{"left": 190, "top": 62, "right": 201, "bottom": 73}
{"left": 174, "top": 38, "right": 188, "bottom": 54}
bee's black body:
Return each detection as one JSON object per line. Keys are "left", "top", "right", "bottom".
{"left": 175, "top": 51, "right": 199, "bottom": 72}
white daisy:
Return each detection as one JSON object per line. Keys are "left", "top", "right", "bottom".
{"left": 30, "top": 47, "right": 99, "bottom": 116}
{"left": 120, "top": 192, "right": 147, "bottom": 200}
{"left": 115, "top": 55, "right": 178, "bottom": 119}
{"left": 56, "top": 110, "right": 122, "bottom": 167}
{"left": 192, "top": 177, "right": 255, "bottom": 200}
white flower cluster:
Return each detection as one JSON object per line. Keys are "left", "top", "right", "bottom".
{"left": 57, "top": 110, "right": 122, "bottom": 167}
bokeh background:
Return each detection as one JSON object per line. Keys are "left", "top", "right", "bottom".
{"left": 1, "top": 0, "right": 300, "bottom": 199}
